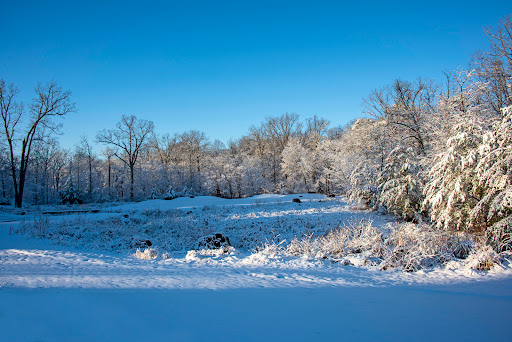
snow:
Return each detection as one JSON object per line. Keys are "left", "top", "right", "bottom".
{"left": 108, "top": 193, "right": 325, "bottom": 212}
{"left": 1, "top": 194, "right": 511, "bottom": 341}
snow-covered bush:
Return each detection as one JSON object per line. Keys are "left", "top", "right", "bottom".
{"left": 60, "top": 182, "right": 83, "bottom": 204}
{"left": 148, "top": 188, "right": 158, "bottom": 199}
{"left": 180, "top": 185, "right": 194, "bottom": 197}
{"left": 164, "top": 186, "right": 177, "bottom": 200}
{"left": 16, "top": 215, "right": 50, "bottom": 238}
{"left": 135, "top": 248, "right": 158, "bottom": 260}
{"left": 380, "top": 223, "right": 461, "bottom": 271}
{"left": 283, "top": 219, "right": 477, "bottom": 272}
{"left": 286, "top": 219, "right": 383, "bottom": 259}
{"left": 378, "top": 146, "right": 423, "bottom": 221}
{"left": 465, "top": 245, "right": 499, "bottom": 271}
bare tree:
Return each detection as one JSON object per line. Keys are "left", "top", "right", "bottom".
{"left": 0, "top": 79, "right": 75, "bottom": 208}
{"left": 177, "top": 130, "right": 209, "bottom": 191}
{"left": 262, "top": 113, "right": 301, "bottom": 185}
{"left": 472, "top": 15, "right": 512, "bottom": 117}
{"left": 363, "top": 78, "right": 438, "bottom": 154}
{"left": 96, "top": 115, "right": 154, "bottom": 201}
{"left": 49, "top": 147, "right": 68, "bottom": 198}
{"left": 302, "top": 115, "right": 330, "bottom": 149}
{"left": 151, "top": 133, "right": 180, "bottom": 168}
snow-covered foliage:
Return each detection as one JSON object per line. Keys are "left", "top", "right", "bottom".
{"left": 148, "top": 188, "right": 158, "bottom": 199}
{"left": 283, "top": 219, "right": 480, "bottom": 272}
{"left": 16, "top": 214, "right": 50, "bottom": 238}
{"left": 380, "top": 223, "right": 461, "bottom": 271}
{"left": 347, "top": 162, "right": 379, "bottom": 209}
{"left": 180, "top": 185, "right": 194, "bottom": 197}
{"left": 135, "top": 247, "right": 158, "bottom": 260}
{"left": 422, "top": 103, "right": 511, "bottom": 250}
{"left": 163, "top": 186, "right": 177, "bottom": 200}
{"left": 59, "top": 182, "right": 83, "bottom": 205}
{"left": 465, "top": 245, "right": 500, "bottom": 271}
{"left": 423, "top": 120, "right": 485, "bottom": 231}
{"left": 316, "top": 139, "right": 350, "bottom": 193}
{"left": 285, "top": 219, "right": 383, "bottom": 259}
{"left": 472, "top": 105, "right": 512, "bottom": 250}
{"left": 281, "top": 138, "right": 315, "bottom": 193}
{"left": 378, "top": 146, "right": 423, "bottom": 221}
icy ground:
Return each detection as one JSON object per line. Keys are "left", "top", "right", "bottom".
{"left": 1, "top": 194, "right": 511, "bottom": 341}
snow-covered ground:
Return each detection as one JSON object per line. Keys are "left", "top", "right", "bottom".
{"left": 1, "top": 194, "right": 511, "bottom": 341}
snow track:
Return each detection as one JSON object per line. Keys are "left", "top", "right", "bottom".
{"left": 2, "top": 244, "right": 511, "bottom": 290}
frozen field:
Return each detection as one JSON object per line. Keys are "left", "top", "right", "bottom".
{"left": 1, "top": 194, "right": 511, "bottom": 341}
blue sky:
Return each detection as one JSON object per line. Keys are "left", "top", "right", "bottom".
{"left": 1, "top": 0, "right": 510, "bottom": 149}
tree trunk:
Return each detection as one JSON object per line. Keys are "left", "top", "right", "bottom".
{"left": 130, "top": 164, "right": 134, "bottom": 201}
{"left": 88, "top": 156, "right": 93, "bottom": 199}
{"left": 1, "top": 175, "right": 6, "bottom": 198}
{"left": 108, "top": 157, "right": 111, "bottom": 198}
{"left": 15, "top": 170, "right": 26, "bottom": 208}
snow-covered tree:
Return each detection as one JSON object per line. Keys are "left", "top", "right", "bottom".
{"left": 347, "top": 162, "right": 379, "bottom": 209}
{"left": 471, "top": 105, "right": 512, "bottom": 250}
{"left": 378, "top": 146, "right": 423, "bottom": 221}
{"left": 60, "top": 181, "right": 82, "bottom": 204}
{"left": 281, "top": 138, "right": 314, "bottom": 192}
{"left": 316, "top": 139, "right": 346, "bottom": 194}
{"left": 423, "top": 120, "right": 485, "bottom": 231}
{"left": 164, "top": 185, "right": 177, "bottom": 200}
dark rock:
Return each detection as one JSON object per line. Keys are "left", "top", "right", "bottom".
{"left": 131, "top": 237, "right": 152, "bottom": 249}
{"left": 327, "top": 194, "right": 336, "bottom": 198}
{"left": 292, "top": 198, "right": 301, "bottom": 203}
{"left": 198, "top": 233, "right": 231, "bottom": 249}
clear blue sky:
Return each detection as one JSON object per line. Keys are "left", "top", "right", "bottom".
{"left": 1, "top": 0, "right": 510, "bottom": 149}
